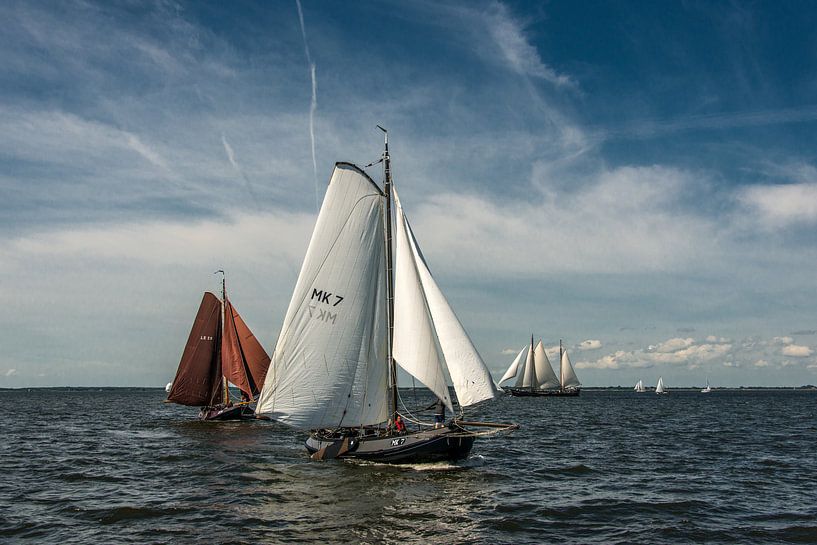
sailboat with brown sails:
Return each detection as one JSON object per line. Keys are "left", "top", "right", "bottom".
{"left": 165, "top": 272, "right": 271, "bottom": 420}
{"left": 255, "top": 128, "right": 517, "bottom": 463}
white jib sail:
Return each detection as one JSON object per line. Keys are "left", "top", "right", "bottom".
{"left": 255, "top": 163, "right": 389, "bottom": 429}
{"left": 522, "top": 340, "right": 536, "bottom": 387}
{"left": 560, "top": 349, "right": 581, "bottom": 389}
{"left": 394, "top": 187, "right": 499, "bottom": 407}
{"left": 499, "top": 346, "right": 526, "bottom": 385}
{"left": 393, "top": 190, "right": 453, "bottom": 412}
{"left": 533, "top": 340, "right": 560, "bottom": 389}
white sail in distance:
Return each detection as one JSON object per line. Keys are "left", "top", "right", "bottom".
{"left": 515, "top": 344, "right": 532, "bottom": 387}
{"left": 560, "top": 348, "right": 581, "bottom": 389}
{"left": 499, "top": 346, "right": 527, "bottom": 385}
{"left": 533, "top": 340, "right": 560, "bottom": 390}
{"left": 392, "top": 187, "right": 499, "bottom": 407}
{"left": 255, "top": 163, "right": 389, "bottom": 429}
{"left": 655, "top": 376, "right": 666, "bottom": 394}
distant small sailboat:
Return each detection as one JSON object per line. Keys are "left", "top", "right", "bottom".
{"left": 500, "top": 338, "right": 581, "bottom": 396}
{"left": 655, "top": 376, "right": 668, "bottom": 395}
{"left": 165, "top": 382, "right": 173, "bottom": 393}
{"left": 634, "top": 379, "right": 645, "bottom": 393}
{"left": 701, "top": 378, "right": 712, "bottom": 393}
{"left": 166, "top": 272, "right": 271, "bottom": 420}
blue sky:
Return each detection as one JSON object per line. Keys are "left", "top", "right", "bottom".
{"left": 2, "top": 0, "right": 816, "bottom": 388}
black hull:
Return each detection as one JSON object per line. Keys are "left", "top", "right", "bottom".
{"left": 305, "top": 426, "right": 475, "bottom": 464}
{"left": 199, "top": 404, "right": 255, "bottom": 421}
{"left": 506, "top": 387, "right": 581, "bottom": 397}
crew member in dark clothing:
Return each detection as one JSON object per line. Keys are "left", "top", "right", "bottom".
{"left": 434, "top": 398, "right": 446, "bottom": 427}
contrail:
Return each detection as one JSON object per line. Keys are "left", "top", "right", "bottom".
{"left": 296, "top": 0, "right": 319, "bottom": 211}
{"left": 221, "top": 133, "right": 260, "bottom": 208}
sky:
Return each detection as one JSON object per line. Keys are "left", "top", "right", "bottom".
{"left": 2, "top": 0, "right": 817, "bottom": 388}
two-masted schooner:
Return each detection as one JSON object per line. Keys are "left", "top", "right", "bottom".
{"left": 634, "top": 379, "right": 646, "bottom": 392}
{"left": 255, "top": 129, "right": 516, "bottom": 463}
{"left": 499, "top": 338, "right": 582, "bottom": 396}
{"left": 166, "top": 273, "right": 271, "bottom": 420}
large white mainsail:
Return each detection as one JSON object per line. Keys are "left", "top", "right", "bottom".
{"left": 533, "top": 341, "right": 560, "bottom": 389}
{"left": 255, "top": 163, "right": 389, "bottom": 429}
{"left": 560, "top": 349, "right": 581, "bottom": 389}
{"left": 393, "top": 188, "right": 499, "bottom": 407}
{"left": 392, "top": 190, "right": 453, "bottom": 412}
{"left": 499, "top": 346, "right": 527, "bottom": 385}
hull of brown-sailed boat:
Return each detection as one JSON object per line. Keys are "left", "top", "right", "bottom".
{"left": 505, "top": 387, "right": 581, "bottom": 397}
{"left": 199, "top": 404, "right": 255, "bottom": 421}
{"left": 305, "top": 423, "right": 475, "bottom": 464}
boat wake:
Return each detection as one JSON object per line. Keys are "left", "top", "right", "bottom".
{"left": 347, "top": 454, "right": 485, "bottom": 472}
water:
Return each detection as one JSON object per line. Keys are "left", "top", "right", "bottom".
{"left": 2, "top": 388, "right": 816, "bottom": 544}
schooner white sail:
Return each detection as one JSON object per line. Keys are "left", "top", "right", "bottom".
{"left": 500, "top": 338, "right": 580, "bottom": 396}
{"left": 634, "top": 379, "right": 646, "bottom": 393}
{"left": 255, "top": 129, "right": 514, "bottom": 462}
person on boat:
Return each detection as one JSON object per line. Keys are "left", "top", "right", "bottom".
{"left": 434, "top": 398, "right": 446, "bottom": 428}
{"left": 394, "top": 414, "right": 406, "bottom": 434}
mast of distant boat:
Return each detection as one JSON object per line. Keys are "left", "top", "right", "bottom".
{"left": 559, "top": 339, "right": 563, "bottom": 392}
{"left": 216, "top": 269, "right": 229, "bottom": 407}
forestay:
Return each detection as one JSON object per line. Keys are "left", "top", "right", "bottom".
{"left": 393, "top": 187, "right": 499, "bottom": 407}
{"left": 255, "top": 163, "right": 389, "bottom": 429}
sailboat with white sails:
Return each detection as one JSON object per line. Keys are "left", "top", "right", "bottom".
{"left": 255, "top": 129, "right": 517, "bottom": 463}
{"left": 655, "top": 376, "right": 668, "bottom": 395}
{"left": 701, "top": 378, "right": 712, "bottom": 393}
{"left": 634, "top": 379, "right": 646, "bottom": 393}
{"left": 499, "top": 338, "right": 581, "bottom": 396}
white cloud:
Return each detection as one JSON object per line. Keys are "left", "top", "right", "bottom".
{"left": 576, "top": 336, "right": 733, "bottom": 370}
{"left": 654, "top": 337, "right": 695, "bottom": 353}
{"left": 221, "top": 133, "right": 239, "bottom": 170}
{"left": 124, "top": 132, "right": 168, "bottom": 169}
{"left": 773, "top": 336, "right": 794, "bottom": 345}
{"left": 754, "top": 359, "right": 769, "bottom": 367}
{"left": 412, "top": 165, "right": 719, "bottom": 278}
{"left": 706, "top": 335, "right": 730, "bottom": 343}
{"left": 501, "top": 347, "right": 519, "bottom": 355}
{"left": 3, "top": 210, "right": 314, "bottom": 268}
{"left": 485, "top": 3, "right": 573, "bottom": 87}
{"left": 5, "top": 369, "right": 16, "bottom": 377}
{"left": 740, "top": 183, "right": 817, "bottom": 228}
{"left": 782, "top": 345, "right": 813, "bottom": 358}
{"left": 578, "top": 339, "right": 602, "bottom": 351}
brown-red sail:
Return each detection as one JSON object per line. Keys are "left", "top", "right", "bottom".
{"left": 222, "top": 297, "right": 271, "bottom": 400}
{"left": 167, "top": 292, "right": 223, "bottom": 406}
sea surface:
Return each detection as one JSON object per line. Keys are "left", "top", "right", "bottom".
{"left": 2, "top": 388, "right": 816, "bottom": 544}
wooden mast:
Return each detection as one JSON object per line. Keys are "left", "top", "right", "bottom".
{"left": 379, "top": 126, "right": 398, "bottom": 421}
{"left": 559, "top": 339, "right": 563, "bottom": 392}
{"left": 218, "top": 270, "right": 229, "bottom": 406}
